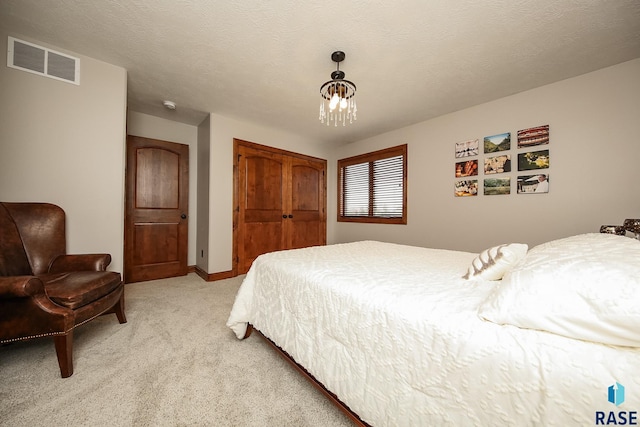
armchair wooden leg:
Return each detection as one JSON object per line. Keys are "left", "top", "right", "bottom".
{"left": 114, "top": 292, "right": 127, "bottom": 324}
{"left": 54, "top": 331, "right": 73, "bottom": 378}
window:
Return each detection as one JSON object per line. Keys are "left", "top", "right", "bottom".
{"left": 338, "top": 144, "right": 407, "bottom": 224}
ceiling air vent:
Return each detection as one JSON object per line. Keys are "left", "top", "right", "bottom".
{"left": 7, "top": 36, "right": 80, "bottom": 85}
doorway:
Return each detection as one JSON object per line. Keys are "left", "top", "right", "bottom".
{"left": 124, "top": 135, "right": 189, "bottom": 283}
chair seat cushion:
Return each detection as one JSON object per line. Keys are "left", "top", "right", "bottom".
{"left": 41, "top": 271, "right": 122, "bottom": 310}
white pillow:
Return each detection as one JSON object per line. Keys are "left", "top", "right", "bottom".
{"left": 478, "top": 233, "right": 640, "bottom": 347}
{"left": 463, "top": 243, "right": 528, "bottom": 281}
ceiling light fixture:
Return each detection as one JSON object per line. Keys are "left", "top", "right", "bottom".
{"left": 163, "top": 100, "right": 176, "bottom": 110}
{"left": 319, "top": 51, "right": 357, "bottom": 127}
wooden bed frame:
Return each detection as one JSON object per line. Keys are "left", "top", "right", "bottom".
{"left": 244, "top": 324, "right": 371, "bottom": 427}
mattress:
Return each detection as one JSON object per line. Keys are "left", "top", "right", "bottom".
{"left": 227, "top": 240, "right": 640, "bottom": 426}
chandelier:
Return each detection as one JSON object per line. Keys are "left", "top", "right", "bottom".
{"left": 319, "top": 51, "right": 357, "bottom": 127}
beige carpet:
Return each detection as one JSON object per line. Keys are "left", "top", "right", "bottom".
{"left": 0, "top": 274, "right": 352, "bottom": 426}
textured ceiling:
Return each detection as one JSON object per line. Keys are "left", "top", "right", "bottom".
{"left": 1, "top": 0, "right": 639, "bottom": 145}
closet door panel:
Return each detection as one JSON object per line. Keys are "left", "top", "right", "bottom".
{"left": 288, "top": 159, "right": 326, "bottom": 250}
{"left": 237, "top": 147, "right": 286, "bottom": 274}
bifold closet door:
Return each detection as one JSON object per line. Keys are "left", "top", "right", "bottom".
{"left": 235, "top": 140, "right": 326, "bottom": 275}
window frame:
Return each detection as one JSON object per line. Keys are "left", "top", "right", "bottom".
{"left": 337, "top": 144, "right": 407, "bottom": 224}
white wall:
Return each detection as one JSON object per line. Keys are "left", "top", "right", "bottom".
{"left": 207, "top": 114, "right": 330, "bottom": 273}
{"left": 126, "top": 111, "right": 199, "bottom": 266}
{"left": 329, "top": 58, "right": 640, "bottom": 253}
{"left": 4, "top": 31, "right": 635, "bottom": 275}
{"left": 0, "top": 32, "right": 127, "bottom": 272}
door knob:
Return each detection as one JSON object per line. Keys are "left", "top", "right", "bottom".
{"left": 181, "top": 213, "right": 187, "bottom": 219}
{"left": 288, "top": 214, "right": 293, "bottom": 218}
{"left": 282, "top": 215, "right": 287, "bottom": 218}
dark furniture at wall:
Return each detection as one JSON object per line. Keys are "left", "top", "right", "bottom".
{"left": 0, "top": 202, "right": 126, "bottom": 377}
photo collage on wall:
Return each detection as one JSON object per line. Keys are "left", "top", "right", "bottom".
{"left": 454, "top": 125, "right": 549, "bottom": 197}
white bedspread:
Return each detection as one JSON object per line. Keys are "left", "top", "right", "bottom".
{"left": 227, "top": 241, "right": 640, "bottom": 426}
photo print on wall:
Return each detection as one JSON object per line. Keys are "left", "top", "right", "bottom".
{"left": 455, "top": 159, "right": 478, "bottom": 177}
{"left": 455, "top": 180, "right": 478, "bottom": 197}
{"left": 517, "top": 174, "right": 549, "bottom": 194}
{"left": 455, "top": 139, "right": 479, "bottom": 158}
{"left": 484, "top": 154, "right": 511, "bottom": 175}
{"left": 517, "top": 125, "right": 549, "bottom": 148}
{"left": 518, "top": 149, "right": 549, "bottom": 171}
{"left": 484, "top": 177, "right": 511, "bottom": 195}
{"left": 484, "top": 132, "right": 511, "bottom": 153}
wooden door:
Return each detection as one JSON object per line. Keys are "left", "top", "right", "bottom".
{"left": 125, "top": 136, "right": 189, "bottom": 283}
{"left": 287, "top": 157, "right": 326, "bottom": 250}
{"left": 236, "top": 144, "right": 286, "bottom": 274}
{"left": 234, "top": 140, "right": 326, "bottom": 275}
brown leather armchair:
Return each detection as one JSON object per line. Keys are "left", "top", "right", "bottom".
{"left": 0, "top": 202, "right": 126, "bottom": 378}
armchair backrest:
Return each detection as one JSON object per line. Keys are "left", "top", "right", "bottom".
{"left": 0, "top": 203, "right": 66, "bottom": 276}
{"left": 0, "top": 204, "right": 32, "bottom": 276}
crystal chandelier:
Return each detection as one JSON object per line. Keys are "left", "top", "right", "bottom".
{"left": 319, "top": 51, "right": 357, "bottom": 127}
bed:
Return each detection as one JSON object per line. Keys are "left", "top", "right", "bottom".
{"left": 227, "top": 233, "right": 640, "bottom": 426}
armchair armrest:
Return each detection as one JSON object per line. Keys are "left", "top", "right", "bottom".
{"left": 0, "top": 276, "right": 45, "bottom": 298}
{"left": 49, "top": 254, "right": 112, "bottom": 273}
{"left": 0, "top": 275, "right": 73, "bottom": 344}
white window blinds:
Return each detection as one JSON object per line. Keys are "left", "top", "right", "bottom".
{"left": 338, "top": 145, "right": 407, "bottom": 224}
